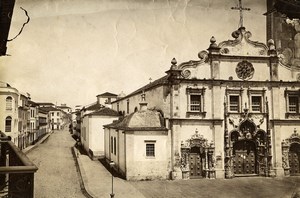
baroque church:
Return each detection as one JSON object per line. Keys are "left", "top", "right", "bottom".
{"left": 104, "top": 2, "right": 300, "bottom": 180}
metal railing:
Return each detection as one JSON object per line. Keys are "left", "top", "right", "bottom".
{"left": 0, "top": 131, "right": 38, "bottom": 198}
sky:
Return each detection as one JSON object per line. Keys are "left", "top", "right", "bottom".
{"left": 0, "top": 0, "right": 267, "bottom": 109}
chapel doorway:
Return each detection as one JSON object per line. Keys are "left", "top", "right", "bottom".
{"left": 232, "top": 140, "right": 257, "bottom": 175}
{"left": 289, "top": 143, "right": 300, "bottom": 176}
{"left": 189, "top": 147, "right": 204, "bottom": 178}
{"left": 180, "top": 129, "right": 215, "bottom": 179}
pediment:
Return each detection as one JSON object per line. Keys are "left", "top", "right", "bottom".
{"left": 178, "top": 50, "right": 209, "bottom": 79}
{"left": 218, "top": 27, "right": 268, "bottom": 57}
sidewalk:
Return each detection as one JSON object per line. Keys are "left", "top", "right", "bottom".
{"left": 73, "top": 147, "right": 145, "bottom": 198}
{"left": 23, "top": 131, "right": 53, "bottom": 154}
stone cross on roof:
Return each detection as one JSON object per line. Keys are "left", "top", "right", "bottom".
{"left": 231, "top": 0, "right": 250, "bottom": 28}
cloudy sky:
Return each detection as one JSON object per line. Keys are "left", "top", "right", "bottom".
{"left": 0, "top": 0, "right": 266, "bottom": 108}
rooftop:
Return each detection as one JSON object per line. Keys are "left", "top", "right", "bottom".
{"left": 96, "top": 92, "right": 118, "bottom": 97}
{"left": 105, "top": 109, "right": 167, "bottom": 131}
{"left": 85, "top": 107, "right": 119, "bottom": 117}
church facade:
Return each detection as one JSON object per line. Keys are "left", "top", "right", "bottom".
{"left": 108, "top": 26, "right": 300, "bottom": 180}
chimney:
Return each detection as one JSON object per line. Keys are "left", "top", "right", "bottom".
{"left": 139, "top": 91, "right": 147, "bottom": 111}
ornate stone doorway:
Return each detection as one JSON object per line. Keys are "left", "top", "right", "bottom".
{"left": 289, "top": 143, "right": 300, "bottom": 175}
{"left": 225, "top": 118, "right": 268, "bottom": 178}
{"left": 180, "top": 129, "right": 215, "bottom": 179}
{"left": 282, "top": 129, "right": 300, "bottom": 176}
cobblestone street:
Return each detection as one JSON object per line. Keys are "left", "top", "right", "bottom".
{"left": 27, "top": 129, "right": 85, "bottom": 198}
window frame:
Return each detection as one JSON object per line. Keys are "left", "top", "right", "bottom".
{"left": 229, "top": 95, "right": 240, "bottom": 112}
{"left": 186, "top": 87, "right": 206, "bottom": 113}
{"left": 145, "top": 140, "right": 156, "bottom": 158}
{"left": 284, "top": 89, "right": 300, "bottom": 118}
{"left": 247, "top": 89, "right": 266, "bottom": 113}
{"left": 251, "top": 95, "right": 262, "bottom": 112}
{"left": 5, "top": 116, "right": 12, "bottom": 132}
{"left": 288, "top": 95, "right": 299, "bottom": 113}
{"left": 226, "top": 88, "right": 244, "bottom": 113}
{"left": 6, "top": 96, "right": 12, "bottom": 110}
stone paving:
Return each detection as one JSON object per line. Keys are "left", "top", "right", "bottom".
{"left": 75, "top": 148, "right": 145, "bottom": 198}
{"left": 130, "top": 176, "right": 300, "bottom": 198}
{"left": 25, "top": 128, "right": 300, "bottom": 198}
{"left": 27, "top": 129, "right": 85, "bottom": 198}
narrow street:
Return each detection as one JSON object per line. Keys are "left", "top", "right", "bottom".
{"left": 27, "top": 128, "right": 85, "bottom": 198}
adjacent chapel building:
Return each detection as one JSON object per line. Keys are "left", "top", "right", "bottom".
{"left": 105, "top": 24, "right": 300, "bottom": 180}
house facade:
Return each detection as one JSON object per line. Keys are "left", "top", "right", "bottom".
{"left": 110, "top": 26, "right": 300, "bottom": 180}
{"left": 82, "top": 108, "right": 119, "bottom": 159}
{"left": 80, "top": 93, "right": 119, "bottom": 159}
{"left": 18, "top": 93, "right": 30, "bottom": 149}
{"left": 28, "top": 100, "right": 39, "bottom": 145}
{"left": 50, "top": 108, "right": 62, "bottom": 130}
{"left": 0, "top": 82, "right": 19, "bottom": 144}
{"left": 37, "top": 103, "right": 62, "bottom": 130}
{"left": 104, "top": 99, "right": 169, "bottom": 180}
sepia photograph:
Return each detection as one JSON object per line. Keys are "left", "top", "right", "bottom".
{"left": 0, "top": 0, "right": 300, "bottom": 197}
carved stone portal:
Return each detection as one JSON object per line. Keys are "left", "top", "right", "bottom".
{"left": 282, "top": 129, "right": 300, "bottom": 176}
{"left": 180, "top": 129, "right": 215, "bottom": 179}
{"left": 225, "top": 117, "right": 269, "bottom": 178}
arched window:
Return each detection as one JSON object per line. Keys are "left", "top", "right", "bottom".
{"left": 6, "top": 96, "right": 12, "bottom": 110}
{"left": 5, "top": 116, "right": 12, "bottom": 132}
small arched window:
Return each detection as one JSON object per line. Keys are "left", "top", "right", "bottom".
{"left": 6, "top": 96, "right": 12, "bottom": 110}
{"left": 5, "top": 116, "right": 12, "bottom": 132}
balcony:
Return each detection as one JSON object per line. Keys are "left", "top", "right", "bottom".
{"left": 0, "top": 131, "right": 38, "bottom": 198}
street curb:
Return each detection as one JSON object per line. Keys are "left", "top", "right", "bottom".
{"left": 23, "top": 131, "right": 53, "bottom": 154}
{"left": 71, "top": 147, "right": 94, "bottom": 198}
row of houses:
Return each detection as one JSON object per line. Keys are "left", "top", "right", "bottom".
{"left": 72, "top": 92, "right": 121, "bottom": 159}
{"left": 0, "top": 81, "right": 71, "bottom": 150}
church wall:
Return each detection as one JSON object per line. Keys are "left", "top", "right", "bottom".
{"left": 112, "top": 85, "right": 170, "bottom": 117}
{"left": 174, "top": 121, "right": 214, "bottom": 147}
{"left": 219, "top": 61, "right": 270, "bottom": 81}
{"left": 190, "top": 63, "right": 211, "bottom": 79}
{"left": 89, "top": 116, "right": 118, "bottom": 158}
{"left": 126, "top": 131, "right": 169, "bottom": 180}
{"left": 271, "top": 124, "right": 300, "bottom": 176}
{"left": 277, "top": 65, "right": 296, "bottom": 81}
